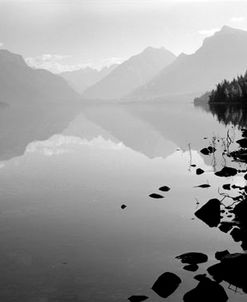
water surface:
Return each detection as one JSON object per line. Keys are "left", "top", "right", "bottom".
{"left": 0, "top": 101, "right": 245, "bottom": 302}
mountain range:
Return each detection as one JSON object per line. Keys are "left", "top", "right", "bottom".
{"left": 132, "top": 26, "right": 247, "bottom": 99}
{"left": 2, "top": 26, "right": 247, "bottom": 105}
{"left": 82, "top": 47, "right": 176, "bottom": 100}
{"left": 0, "top": 49, "right": 79, "bottom": 106}
{"left": 60, "top": 65, "right": 118, "bottom": 94}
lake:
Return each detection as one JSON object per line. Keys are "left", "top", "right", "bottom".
{"left": 0, "top": 100, "right": 246, "bottom": 302}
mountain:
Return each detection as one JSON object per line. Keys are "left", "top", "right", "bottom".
{"left": 60, "top": 65, "right": 118, "bottom": 94}
{"left": 83, "top": 47, "right": 176, "bottom": 100}
{"left": 132, "top": 26, "right": 247, "bottom": 99}
{"left": 0, "top": 49, "right": 79, "bottom": 106}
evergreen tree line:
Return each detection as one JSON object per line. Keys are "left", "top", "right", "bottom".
{"left": 209, "top": 71, "right": 247, "bottom": 103}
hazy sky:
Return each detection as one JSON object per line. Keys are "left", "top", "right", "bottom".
{"left": 1, "top": 0, "right": 247, "bottom": 72}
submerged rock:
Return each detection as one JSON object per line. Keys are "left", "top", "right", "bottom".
{"left": 159, "top": 186, "right": 170, "bottom": 192}
{"left": 176, "top": 252, "right": 208, "bottom": 265}
{"left": 183, "top": 275, "right": 228, "bottom": 302}
{"left": 195, "top": 199, "right": 221, "bottom": 227}
{"left": 215, "top": 167, "right": 237, "bottom": 177}
{"left": 128, "top": 295, "right": 149, "bottom": 302}
{"left": 152, "top": 272, "right": 181, "bottom": 298}
{"left": 149, "top": 193, "right": 164, "bottom": 199}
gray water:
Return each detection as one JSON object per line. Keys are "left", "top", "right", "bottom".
{"left": 0, "top": 101, "right": 245, "bottom": 302}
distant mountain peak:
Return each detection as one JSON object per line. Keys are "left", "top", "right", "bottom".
{"left": 217, "top": 25, "right": 247, "bottom": 35}
{"left": 143, "top": 46, "right": 163, "bottom": 52}
{"left": 0, "top": 49, "right": 79, "bottom": 105}
{"left": 132, "top": 26, "right": 247, "bottom": 99}
{"left": 60, "top": 64, "right": 118, "bottom": 94}
{"left": 200, "top": 25, "right": 247, "bottom": 51}
{"left": 220, "top": 25, "right": 234, "bottom": 32}
{"left": 83, "top": 46, "right": 176, "bottom": 100}
{"left": 141, "top": 46, "right": 173, "bottom": 56}
{"left": 0, "top": 49, "right": 26, "bottom": 67}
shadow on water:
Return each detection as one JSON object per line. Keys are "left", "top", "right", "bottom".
{"left": 196, "top": 102, "right": 247, "bottom": 129}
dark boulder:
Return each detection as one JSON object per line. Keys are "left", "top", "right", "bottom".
{"left": 215, "top": 250, "right": 230, "bottom": 261}
{"left": 195, "top": 199, "right": 221, "bottom": 227}
{"left": 196, "top": 168, "right": 205, "bottom": 175}
{"left": 183, "top": 275, "right": 228, "bottom": 302}
{"left": 200, "top": 147, "right": 216, "bottom": 155}
{"left": 183, "top": 264, "right": 199, "bottom": 272}
{"left": 152, "top": 272, "right": 181, "bottom": 298}
{"left": 218, "top": 222, "right": 233, "bottom": 233}
{"left": 230, "top": 228, "right": 242, "bottom": 242}
{"left": 222, "top": 184, "right": 231, "bottom": 190}
{"left": 149, "top": 193, "right": 164, "bottom": 199}
{"left": 194, "top": 184, "right": 210, "bottom": 188}
{"left": 176, "top": 252, "right": 208, "bottom": 265}
{"left": 215, "top": 167, "right": 237, "bottom": 177}
{"left": 208, "top": 253, "right": 247, "bottom": 292}
{"left": 159, "top": 186, "right": 170, "bottom": 192}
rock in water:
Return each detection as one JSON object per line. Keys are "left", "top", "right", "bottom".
{"left": 128, "top": 295, "right": 149, "bottom": 302}
{"left": 218, "top": 222, "right": 233, "bottom": 233}
{"left": 194, "top": 199, "right": 221, "bottom": 227}
{"left": 215, "top": 167, "right": 237, "bottom": 177}
{"left": 215, "top": 250, "right": 230, "bottom": 261}
{"left": 183, "top": 264, "right": 199, "bottom": 272}
{"left": 149, "top": 193, "right": 164, "bottom": 199}
{"left": 208, "top": 253, "right": 247, "bottom": 292}
{"left": 152, "top": 272, "right": 181, "bottom": 298}
{"left": 176, "top": 252, "right": 208, "bottom": 264}
{"left": 222, "top": 184, "right": 231, "bottom": 190}
{"left": 200, "top": 147, "right": 216, "bottom": 155}
{"left": 159, "top": 186, "right": 170, "bottom": 192}
{"left": 194, "top": 184, "right": 210, "bottom": 188}
{"left": 183, "top": 275, "right": 228, "bottom": 302}
{"left": 230, "top": 227, "right": 242, "bottom": 242}
{"left": 208, "top": 146, "right": 216, "bottom": 153}
{"left": 196, "top": 168, "right": 204, "bottom": 175}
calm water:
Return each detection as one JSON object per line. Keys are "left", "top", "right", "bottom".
{"left": 0, "top": 101, "right": 246, "bottom": 301}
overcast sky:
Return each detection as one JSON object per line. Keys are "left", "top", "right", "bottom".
{"left": 1, "top": 0, "right": 247, "bottom": 72}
